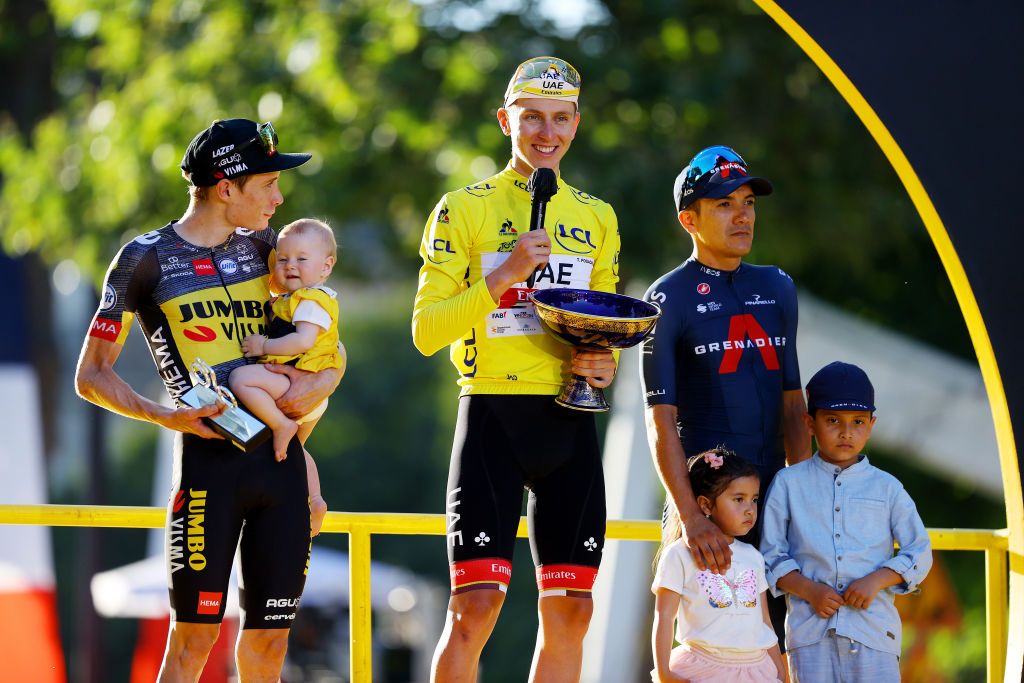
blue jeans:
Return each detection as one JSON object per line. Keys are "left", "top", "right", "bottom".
{"left": 790, "top": 630, "right": 899, "bottom": 682}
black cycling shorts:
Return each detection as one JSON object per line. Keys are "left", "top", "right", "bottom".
{"left": 166, "top": 432, "right": 311, "bottom": 628}
{"left": 445, "top": 395, "right": 606, "bottom": 598}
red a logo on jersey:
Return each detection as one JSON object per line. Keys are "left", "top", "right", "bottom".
{"left": 719, "top": 314, "right": 780, "bottom": 374}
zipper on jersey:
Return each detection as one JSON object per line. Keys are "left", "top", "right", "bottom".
{"left": 212, "top": 247, "right": 245, "bottom": 349}
{"left": 727, "top": 269, "right": 771, "bottom": 456}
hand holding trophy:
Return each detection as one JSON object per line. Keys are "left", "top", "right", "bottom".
{"left": 529, "top": 288, "right": 661, "bottom": 412}
{"left": 179, "top": 359, "right": 270, "bottom": 452}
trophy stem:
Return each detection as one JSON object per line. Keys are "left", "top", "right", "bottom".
{"left": 556, "top": 374, "right": 611, "bottom": 413}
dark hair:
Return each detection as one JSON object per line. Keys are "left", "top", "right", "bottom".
{"left": 656, "top": 447, "right": 759, "bottom": 565}
{"left": 686, "top": 446, "right": 759, "bottom": 505}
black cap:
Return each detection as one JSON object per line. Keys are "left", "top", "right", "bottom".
{"left": 673, "top": 145, "right": 773, "bottom": 212}
{"left": 806, "top": 361, "right": 876, "bottom": 412}
{"left": 181, "top": 119, "right": 311, "bottom": 187}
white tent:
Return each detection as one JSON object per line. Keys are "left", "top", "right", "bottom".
{"left": 91, "top": 544, "right": 432, "bottom": 619}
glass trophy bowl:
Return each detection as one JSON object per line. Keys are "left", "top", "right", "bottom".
{"left": 529, "top": 288, "right": 661, "bottom": 412}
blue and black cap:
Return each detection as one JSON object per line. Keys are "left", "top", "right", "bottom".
{"left": 806, "top": 361, "right": 876, "bottom": 413}
{"left": 181, "top": 119, "right": 311, "bottom": 187}
{"left": 673, "top": 145, "right": 773, "bottom": 212}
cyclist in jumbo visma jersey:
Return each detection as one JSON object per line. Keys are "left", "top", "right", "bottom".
{"left": 76, "top": 119, "right": 343, "bottom": 682}
{"left": 413, "top": 56, "right": 620, "bottom": 683}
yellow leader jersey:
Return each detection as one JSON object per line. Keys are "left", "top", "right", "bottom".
{"left": 412, "top": 163, "right": 621, "bottom": 395}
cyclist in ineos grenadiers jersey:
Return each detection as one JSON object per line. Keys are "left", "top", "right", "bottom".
{"left": 641, "top": 146, "right": 811, "bottom": 650}
{"left": 413, "top": 56, "right": 620, "bottom": 683}
{"left": 75, "top": 119, "right": 342, "bottom": 682}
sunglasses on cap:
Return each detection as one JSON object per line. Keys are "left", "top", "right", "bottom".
{"left": 682, "top": 146, "right": 749, "bottom": 192}
{"left": 675, "top": 145, "right": 772, "bottom": 211}
{"left": 235, "top": 121, "right": 278, "bottom": 157}
{"left": 504, "top": 56, "right": 581, "bottom": 107}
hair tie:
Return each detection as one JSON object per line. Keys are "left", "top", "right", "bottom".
{"left": 703, "top": 452, "right": 724, "bottom": 469}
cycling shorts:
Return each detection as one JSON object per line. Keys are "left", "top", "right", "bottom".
{"left": 444, "top": 395, "right": 606, "bottom": 598}
{"left": 166, "top": 432, "right": 311, "bottom": 628}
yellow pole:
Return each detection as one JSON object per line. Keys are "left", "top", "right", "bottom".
{"left": 0, "top": 505, "right": 1013, "bottom": 680}
{"left": 986, "top": 545, "right": 1008, "bottom": 683}
{"left": 349, "top": 525, "right": 373, "bottom": 683}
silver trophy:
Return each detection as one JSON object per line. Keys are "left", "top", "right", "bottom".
{"left": 178, "top": 359, "right": 270, "bottom": 452}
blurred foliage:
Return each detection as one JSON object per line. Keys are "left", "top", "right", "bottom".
{"left": 0, "top": 0, "right": 971, "bottom": 358}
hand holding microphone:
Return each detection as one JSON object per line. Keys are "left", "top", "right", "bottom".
{"left": 484, "top": 168, "right": 559, "bottom": 301}
{"left": 525, "top": 167, "right": 558, "bottom": 288}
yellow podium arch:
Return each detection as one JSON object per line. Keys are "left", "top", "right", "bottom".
{"left": 754, "top": 2, "right": 1023, "bottom": 680}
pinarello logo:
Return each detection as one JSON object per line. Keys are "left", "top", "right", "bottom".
{"left": 697, "top": 283, "right": 711, "bottom": 295}
{"left": 183, "top": 326, "right": 217, "bottom": 342}
{"left": 197, "top": 591, "right": 223, "bottom": 615}
{"left": 193, "top": 259, "right": 216, "bottom": 276}
{"left": 172, "top": 490, "right": 185, "bottom": 513}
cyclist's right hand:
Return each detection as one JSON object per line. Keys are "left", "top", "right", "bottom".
{"left": 682, "top": 513, "right": 733, "bottom": 574}
{"left": 498, "top": 229, "right": 551, "bottom": 284}
{"left": 158, "top": 403, "right": 226, "bottom": 439}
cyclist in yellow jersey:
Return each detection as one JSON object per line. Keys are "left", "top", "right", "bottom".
{"left": 413, "top": 57, "right": 620, "bottom": 683}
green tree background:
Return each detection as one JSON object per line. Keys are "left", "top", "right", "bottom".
{"left": 0, "top": 0, "right": 997, "bottom": 680}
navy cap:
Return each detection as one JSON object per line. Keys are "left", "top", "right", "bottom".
{"left": 673, "top": 145, "right": 773, "bottom": 212}
{"left": 806, "top": 361, "right": 876, "bottom": 412}
{"left": 181, "top": 119, "right": 311, "bottom": 187}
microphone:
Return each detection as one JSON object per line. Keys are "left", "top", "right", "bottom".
{"left": 525, "top": 167, "right": 558, "bottom": 288}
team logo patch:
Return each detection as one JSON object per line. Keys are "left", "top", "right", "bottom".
{"left": 553, "top": 223, "right": 597, "bottom": 254}
{"left": 183, "top": 326, "right": 217, "bottom": 342}
{"left": 437, "top": 205, "right": 450, "bottom": 224}
{"left": 464, "top": 182, "right": 496, "bottom": 197}
{"left": 697, "top": 282, "right": 711, "bottom": 295}
{"left": 134, "top": 230, "right": 161, "bottom": 245}
{"left": 428, "top": 238, "right": 456, "bottom": 264}
{"left": 100, "top": 283, "right": 117, "bottom": 311}
{"left": 192, "top": 259, "right": 216, "bottom": 276}
{"left": 196, "top": 591, "right": 223, "bottom": 615}
{"left": 89, "top": 317, "right": 122, "bottom": 341}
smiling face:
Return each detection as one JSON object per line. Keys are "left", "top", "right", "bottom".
{"left": 678, "top": 185, "right": 757, "bottom": 270}
{"left": 274, "top": 229, "right": 335, "bottom": 292}
{"left": 497, "top": 97, "right": 580, "bottom": 177}
{"left": 223, "top": 171, "right": 284, "bottom": 231}
{"left": 699, "top": 474, "right": 760, "bottom": 541}
{"left": 806, "top": 409, "right": 877, "bottom": 468}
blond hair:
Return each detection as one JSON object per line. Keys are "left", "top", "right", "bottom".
{"left": 182, "top": 171, "right": 253, "bottom": 201}
{"left": 279, "top": 218, "right": 338, "bottom": 256}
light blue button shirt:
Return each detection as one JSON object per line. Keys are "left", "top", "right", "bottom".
{"left": 759, "top": 454, "right": 932, "bottom": 655}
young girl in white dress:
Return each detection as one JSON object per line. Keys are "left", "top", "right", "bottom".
{"left": 651, "top": 447, "right": 785, "bottom": 682}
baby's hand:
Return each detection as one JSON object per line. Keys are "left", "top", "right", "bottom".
{"left": 807, "top": 581, "right": 844, "bottom": 618}
{"left": 241, "top": 334, "right": 267, "bottom": 358}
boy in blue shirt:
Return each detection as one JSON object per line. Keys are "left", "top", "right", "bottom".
{"left": 760, "top": 361, "right": 932, "bottom": 681}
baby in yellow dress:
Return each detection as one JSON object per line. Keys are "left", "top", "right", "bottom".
{"left": 230, "top": 218, "right": 343, "bottom": 536}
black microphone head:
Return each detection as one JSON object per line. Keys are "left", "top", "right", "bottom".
{"left": 527, "top": 167, "right": 559, "bottom": 201}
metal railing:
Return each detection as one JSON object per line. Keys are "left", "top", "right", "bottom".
{"left": 0, "top": 505, "right": 1009, "bottom": 682}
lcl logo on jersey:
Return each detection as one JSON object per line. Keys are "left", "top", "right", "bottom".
{"left": 553, "top": 223, "right": 597, "bottom": 254}
{"left": 428, "top": 238, "right": 456, "bottom": 264}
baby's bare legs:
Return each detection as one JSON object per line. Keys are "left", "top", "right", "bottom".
{"left": 297, "top": 420, "right": 327, "bottom": 537}
{"left": 229, "top": 364, "right": 297, "bottom": 461}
